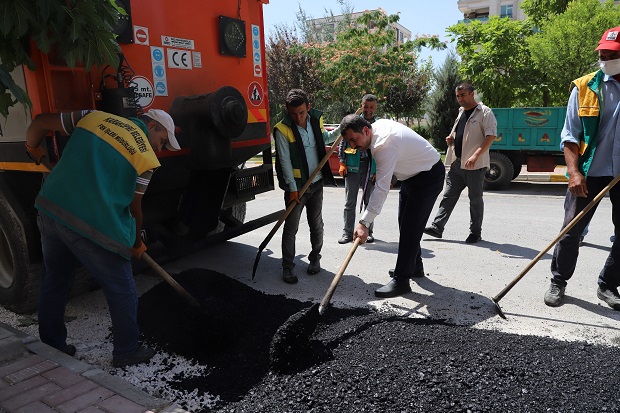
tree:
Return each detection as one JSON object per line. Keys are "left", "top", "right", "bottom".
{"left": 528, "top": 0, "right": 620, "bottom": 106}
{"left": 299, "top": 10, "right": 444, "bottom": 121}
{"left": 265, "top": 25, "right": 324, "bottom": 128}
{"left": 0, "top": 0, "right": 121, "bottom": 118}
{"left": 447, "top": 17, "right": 543, "bottom": 107}
{"left": 427, "top": 51, "right": 462, "bottom": 152}
{"left": 520, "top": 0, "right": 572, "bottom": 27}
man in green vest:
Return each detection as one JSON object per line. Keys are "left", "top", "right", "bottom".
{"left": 338, "top": 94, "right": 378, "bottom": 244}
{"left": 544, "top": 26, "right": 620, "bottom": 310}
{"left": 273, "top": 89, "right": 339, "bottom": 284}
{"left": 25, "top": 109, "right": 179, "bottom": 366}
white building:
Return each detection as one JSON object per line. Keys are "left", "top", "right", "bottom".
{"left": 457, "top": 0, "right": 620, "bottom": 23}
{"left": 306, "top": 7, "right": 412, "bottom": 43}
{"left": 457, "top": 0, "right": 526, "bottom": 22}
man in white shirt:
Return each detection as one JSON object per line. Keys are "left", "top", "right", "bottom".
{"left": 340, "top": 115, "right": 445, "bottom": 298}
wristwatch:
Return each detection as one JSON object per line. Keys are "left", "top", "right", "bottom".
{"left": 359, "top": 219, "right": 370, "bottom": 228}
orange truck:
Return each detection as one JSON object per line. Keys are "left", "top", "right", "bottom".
{"left": 0, "top": 0, "right": 277, "bottom": 313}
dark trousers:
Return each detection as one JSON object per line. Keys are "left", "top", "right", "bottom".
{"left": 282, "top": 181, "right": 324, "bottom": 269}
{"left": 551, "top": 176, "right": 620, "bottom": 288}
{"left": 430, "top": 160, "right": 486, "bottom": 236}
{"left": 392, "top": 160, "right": 445, "bottom": 280}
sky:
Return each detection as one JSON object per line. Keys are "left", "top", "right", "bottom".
{"left": 262, "top": 0, "right": 464, "bottom": 68}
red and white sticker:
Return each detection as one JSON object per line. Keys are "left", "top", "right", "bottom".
{"left": 248, "top": 82, "right": 263, "bottom": 106}
{"left": 133, "top": 26, "right": 149, "bottom": 45}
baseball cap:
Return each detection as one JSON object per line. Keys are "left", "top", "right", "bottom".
{"left": 596, "top": 26, "right": 620, "bottom": 51}
{"left": 144, "top": 109, "right": 181, "bottom": 151}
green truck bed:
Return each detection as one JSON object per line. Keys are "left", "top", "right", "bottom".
{"left": 485, "top": 107, "right": 567, "bottom": 190}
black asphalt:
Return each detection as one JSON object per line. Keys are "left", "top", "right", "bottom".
{"left": 138, "top": 269, "right": 620, "bottom": 413}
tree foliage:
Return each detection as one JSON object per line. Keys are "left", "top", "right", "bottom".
{"left": 528, "top": 0, "right": 620, "bottom": 105}
{"left": 265, "top": 25, "right": 325, "bottom": 127}
{"left": 447, "top": 17, "right": 542, "bottom": 107}
{"left": 298, "top": 10, "right": 444, "bottom": 122}
{"left": 520, "top": 0, "right": 572, "bottom": 27}
{"left": 427, "top": 51, "right": 462, "bottom": 152}
{"left": 0, "top": 0, "right": 121, "bottom": 118}
{"left": 447, "top": 0, "right": 620, "bottom": 108}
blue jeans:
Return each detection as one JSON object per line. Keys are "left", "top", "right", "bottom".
{"left": 282, "top": 181, "right": 324, "bottom": 269}
{"left": 37, "top": 213, "right": 139, "bottom": 356}
{"left": 342, "top": 157, "right": 374, "bottom": 237}
{"left": 430, "top": 160, "right": 486, "bottom": 236}
{"left": 392, "top": 161, "right": 445, "bottom": 280}
{"left": 551, "top": 176, "right": 620, "bottom": 288}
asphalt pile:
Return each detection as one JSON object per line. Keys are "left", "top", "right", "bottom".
{"left": 138, "top": 269, "right": 620, "bottom": 413}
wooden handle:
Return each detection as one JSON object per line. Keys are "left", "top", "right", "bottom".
{"left": 142, "top": 252, "right": 200, "bottom": 307}
{"left": 319, "top": 238, "right": 361, "bottom": 314}
{"left": 493, "top": 173, "right": 620, "bottom": 303}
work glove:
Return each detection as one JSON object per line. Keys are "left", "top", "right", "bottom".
{"left": 371, "top": 174, "right": 376, "bottom": 183}
{"left": 25, "top": 143, "right": 46, "bottom": 165}
{"left": 339, "top": 163, "right": 348, "bottom": 177}
{"left": 288, "top": 191, "right": 300, "bottom": 204}
{"left": 131, "top": 242, "right": 147, "bottom": 259}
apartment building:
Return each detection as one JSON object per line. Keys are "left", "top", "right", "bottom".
{"left": 306, "top": 7, "right": 412, "bottom": 43}
{"left": 457, "top": 0, "right": 525, "bottom": 22}
{"left": 458, "top": 0, "right": 620, "bottom": 23}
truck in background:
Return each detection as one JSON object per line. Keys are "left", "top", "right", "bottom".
{"left": 0, "top": 0, "right": 278, "bottom": 313}
{"left": 485, "top": 107, "right": 567, "bottom": 190}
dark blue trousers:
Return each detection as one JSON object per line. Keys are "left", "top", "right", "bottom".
{"left": 392, "top": 160, "right": 445, "bottom": 280}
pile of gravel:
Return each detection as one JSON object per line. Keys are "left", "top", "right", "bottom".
{"left": 138, "top": 269, "right": 620, "bottom": 413}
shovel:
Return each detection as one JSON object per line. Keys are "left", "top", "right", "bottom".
{"left": 269, "top": 237, "right": 361, "bottom": 372}
{"left": 491, "top": 173, "right": 620, "bottom": 318}
{"left": 252, "top": 134, "right": 343, "bottom": 280}
{"left": 141, "top": 252, "right": 201, "bottom": 308}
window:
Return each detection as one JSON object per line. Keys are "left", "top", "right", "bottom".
{"left": 500, "top": 4, "right": 513, "bottom": 18}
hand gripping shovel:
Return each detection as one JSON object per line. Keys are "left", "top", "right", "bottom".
{"left": 491, "top": 173, "right": 620, "bottom": 318}
{"left": 252, "top": 135, "right": 343, "bottom": 280}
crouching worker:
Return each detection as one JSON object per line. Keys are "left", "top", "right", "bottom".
{"left": 25, "top": 109, "right": 180, "bottom": 367}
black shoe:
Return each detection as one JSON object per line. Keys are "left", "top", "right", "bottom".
{"left": 388, "top": 268, "right": 424, "bottom": 278}
{"left": 366, "top": 235, "right": 375, "bottom": 243}
{"left": 283, "top": 268, "right": 298, "bottom": 284}
{"left": 338, "top": 235, "right": 353, "bottom": 244}
{"left": 374, "top": 279, "right": 412, "bottom": 298}
{"left": 597, "top": 286, "right": 620, "bottom": 310}
{"left": 112, "top": 346, "right": 155, "bottom": 368}
{"left": 423, "top": 226, "right": 442, "bottom": 238}
{"left": 465, "top": 234, "right": 482, "bottom": 244}
{"left": 307, "top": 260, "right": 321, "bottom": 275}
{"left": 62, "top": 344, "right": 76, "bottom": 356}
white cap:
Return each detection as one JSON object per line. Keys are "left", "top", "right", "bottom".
{"left": 144, "top": 109, "right": 181, "bottom": 151}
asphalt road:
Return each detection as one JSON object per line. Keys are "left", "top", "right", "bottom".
{"left": 166, "top": 176, "right": 620, "bottom": 346}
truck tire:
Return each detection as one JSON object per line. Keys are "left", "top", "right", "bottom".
{"left": 511, "top": 161, "right": 522, "bottom": 180}
{"left": 0, "top": 193, "right": 40, "bottom": 314}
{"left": 485, "top": 152, "right": 514, "bottom": 190}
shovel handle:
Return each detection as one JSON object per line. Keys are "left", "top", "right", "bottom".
{"left": 319, "top": 238, "right": 361, "bottom": 315}
{"left": 141, "top": 252, "right": 201, "bottom": 307}
{"left": 492, "top": 173, "right": 620, "bottom": 303}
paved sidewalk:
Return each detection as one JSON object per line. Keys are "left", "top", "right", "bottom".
{"left": 0, "top": 323, "right": 188, "bottom": 413}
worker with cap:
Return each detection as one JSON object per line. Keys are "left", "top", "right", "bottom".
{"left": 25, "top": 108, "right": 180, "bottom": 367}
{"left": 544, "top": 26, "right": 620, "bottom": 310}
